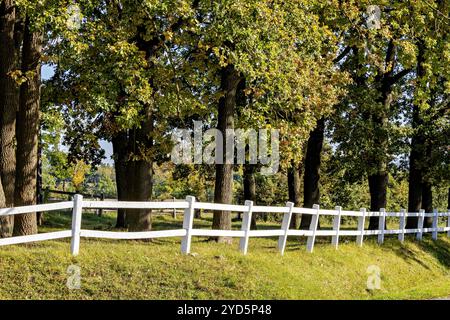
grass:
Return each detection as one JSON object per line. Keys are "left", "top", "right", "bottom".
{"left": 0, "top": 210, "right": 449, "bottom": 300}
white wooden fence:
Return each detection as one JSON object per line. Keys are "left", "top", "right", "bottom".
{"left": 0, "top": 195, "right": 449, "bottom": 256}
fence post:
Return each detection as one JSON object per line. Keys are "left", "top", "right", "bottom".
{"left": 432, "top": 209, "right": 438, "bottom": 240}
{"left": 306, "top": 204, "right": 320, "bottom": 253}
{"left": 416, "top": 209, "right": 425, "bottom": 241}
{"left": 398, "top": 209, "right": 406, "bottom": 243}
{"left": 239, "top": 200, "right": 253, "bottom": 255}
{"left": 181, "top": 196, "right": 195, "bottom": 254}
{"left": 356, "top": 208, "right": 366, "bottom": 246}
{"left": 70, "top": 194, "right": 83, "bottom": 256}
{"left": 331, "top": 206, "right": 342, "bottom": 249}
{"left": 377, "top": 208, "right": 386, "bottom": 244}
{"left": 277, "top": 202, "right": 294, "bottom": 255}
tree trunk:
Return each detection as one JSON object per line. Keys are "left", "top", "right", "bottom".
{"left": 287, "top": 161, "right": 301, "bottom": 229}
{"left": 405, "top": 121, "right": 423, "bottom": 227}
{"left": 194, "top": 209, "right": 201, "bottom": 219}
{"left": 406, "top": 40, "right": 426, "bottom": 229}
{"left": 367, "top": 41, "right": 398, "bottom": 230}
{"left": 112, "top": 132, "right": 128, "bottom": 228}
{"left": 127, "top": 158, "right": 152, "bottom": 231}
{"left": 125, "top": 28, "right": 162, "bottom": 232}
{"left": 243, "top": 163, "right": 257, "bottom": 230}
{"left": 367, "top": 128, "right": 389, "bottom": 230}
{"left": 213, "top": 65, "right": 242, "bottom": 243}
{"left": 13, "top": 18, "right": 42, "bottom": 236}
{"left": 368, "top": 173, "right": 388, "bottom": 229}
{"left": 300, "top": 118, "right": 324, "bottom": 229}
{"left": 125, "top": 110, "right": 153, "bottom": 232}
{"left": 0, "top": 0, "right": 18, "bottom": 237}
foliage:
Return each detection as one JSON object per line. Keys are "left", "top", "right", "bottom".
{"left": 6, "top": 0, "right": 448, "bottom": 224}
{"left": 71, "top": 160, "right": 91, "bottom": 192}
{"left": 328, "top": 0, "right": 449, "bottom": 181}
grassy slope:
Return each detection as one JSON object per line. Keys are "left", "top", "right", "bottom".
{"left": 0, "top": 211, "right": 449, "bottom": 300}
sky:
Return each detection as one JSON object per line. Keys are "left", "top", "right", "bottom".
{"left": 42, "top": 65, "right": 114, "bottom": 165}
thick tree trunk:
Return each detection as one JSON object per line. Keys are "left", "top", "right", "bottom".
{"left": 367, "top": 98, "right": 390, "bottom": 230}
{"left": 405, "top": 125, "right": 423, "bottom": 227}
{"left": 366, "top": 61, "right": 391, "bottom": 224}
{"left": 125, "top": 110, "right": 153, "bottom": 232}
{"left": 300, "top": 118, "right": 324, "bottom": 229}
{"left": 366, "top": 41, "right": 398, "bottom": 230}
{"left": 406, "top": 40, "right": 426, "bottom": 229}
{"left": 112, "top": 132, "right": 128, "bottom": 228}
{"left": 243, "top": 163, "right": 257, "bottom": 230}
{"left": 126, "top": 28, "right": 163, "bottom": 232}
{"left": 13, "top": 18, "right": 42, "bottom": 236}
{"left": 0, "top": 0, "right": 18, "bottom": 237}
{"left": 368, "top": 40, "right": 398, "bottom": 230}
{"left": 367, "top": 173, "right": 388, "bottom": 229}
{"left": 213, "top": 65, "right": 242, "bottom": 243}
{"left": 127, "top": 159, "right": 152, "bottom": 231}
{"left": 367, "top": 124, "right": 390, "bottom": 230}
{"left": 287, "top": 161, "right": 301, "bottom": 229}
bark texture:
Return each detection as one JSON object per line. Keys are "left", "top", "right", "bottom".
{"left": 213, "top": 65, "right": 242, "bottom": 242}
{"left": 125, "top": 109, "right": 154, "bottom": 232}
{"left": 367, "top": 41, "right": 397, "bottom": 230}
{"left": 112, "top": 132, "right": 128, "bottom": 228}
{"left": 0, "top": 0, "right": 17, "bottom": 237}
{"left": 13, "top": 18, "right": 42, "bottom": 236}
{"left": 300, "top": 118, "right": 324, "bottom": 229}
{"left": 368, "top": 173, "right": 388, "bottom": 228}
{"left": 119, "top": 25, "right": 161, "bottom": 232}
{"left": 406, "top": 40, "right": 426, "bottom": 229}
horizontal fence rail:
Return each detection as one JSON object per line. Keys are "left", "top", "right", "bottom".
{"left": 0, "top": 195, "right": 449, "bottom": 256}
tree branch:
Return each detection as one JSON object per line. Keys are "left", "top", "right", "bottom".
{"left": 388, "top": 68, "right": 413, "bottom": 85}
{"left": 333, "top": 46, "right": 351, "bottom": 64}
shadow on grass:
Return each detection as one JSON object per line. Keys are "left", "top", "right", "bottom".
{"left": 416, "top": 237, "right": 450, "bottom": 269}
{"left": 390, "top": 243, "right": 432, "bottom": 270}
{"left": 377, "top": 234, "right": 450, "bottom": 270}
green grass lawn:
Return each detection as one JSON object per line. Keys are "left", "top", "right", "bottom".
{"left": 0, "top": 210, "right": 449, "bottom": 299}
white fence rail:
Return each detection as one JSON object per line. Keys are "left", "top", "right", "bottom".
{"left": 0, "top": 195, "right": 449, "bottom": 256}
